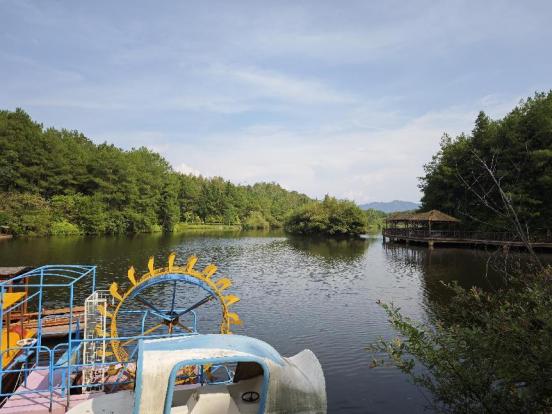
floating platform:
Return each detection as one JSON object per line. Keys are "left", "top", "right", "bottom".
{"left": 382, "top": 229, "right": 552, "bottom": 251}
{"left": 383, "top": 210, "right": 552, "bottom": 251}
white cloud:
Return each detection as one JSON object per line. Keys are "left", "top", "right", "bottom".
{"left": 208, "top": 65, "right": 355, "bottom": 105}
{"left": 158, "top": 95, "right": 516, "bottom": 204}
{"left": 3, "top": 0, "right": 550, "bottom": 206}
{"left": 176, "top": 163, "right": 201, "bottom": 177}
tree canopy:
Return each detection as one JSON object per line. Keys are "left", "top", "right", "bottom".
{"left": 0, "top": 109, "right": 314, "bottom": 235}
{"left": 284, "top": 195, "right": 368, "bottom": 236}
{"left": 419, "top": 91, "right": 552, "bottom": 233}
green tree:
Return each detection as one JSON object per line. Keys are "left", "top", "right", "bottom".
{"left": 0, "top": 108, "right": 315, "bottom": 236}
{"left": 420, "top": 91, "right": 552, "bottom": 234}
{"left": 284, "top": 196, "right": 367, "bottom": 236}
{"left": 243, "top": 211, "right": 270, "bottom": 230}
{"left": 372, "top": 91, "right": 552, "bottom": 413}
{"left": 0, "top": 192, "right": 52, "bottom": 236}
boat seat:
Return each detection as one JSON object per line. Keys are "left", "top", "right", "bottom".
{"left": 171, "top": 377, "right": 262, "bottom": 414}
{"left": 172, "top": 387, "right": 241, "bottom": 414}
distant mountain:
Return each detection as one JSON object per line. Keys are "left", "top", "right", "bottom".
{"left": 359, "top": 200, "right": 420, "bottom": 213}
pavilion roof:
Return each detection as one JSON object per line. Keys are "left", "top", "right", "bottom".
{"left": 386, "top": 209, "right": 460, "bottom": 223}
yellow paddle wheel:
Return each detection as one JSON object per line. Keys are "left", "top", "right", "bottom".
{"left": 96, "top": 253, "right": 242, "bottom": 383}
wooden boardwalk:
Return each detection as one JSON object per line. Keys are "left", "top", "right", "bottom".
{"left": 382, "top": 228, "right": 552, "bottom": 250}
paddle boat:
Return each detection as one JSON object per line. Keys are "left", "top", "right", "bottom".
{"left": 67, "top": 334, "right": 326, "bottom": 414}
{"left": 0, "top": 254, "right": 326, "bottom": 413}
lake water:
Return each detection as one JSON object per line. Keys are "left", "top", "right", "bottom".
{"left": 0, "top": 231, "right": 541, "bottom": 413}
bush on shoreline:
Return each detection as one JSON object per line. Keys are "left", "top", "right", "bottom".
{"left": 50, "top": 220, "right": 82, "bottom": 236}
{"left": 284, "top": 196, "right": 367, "bottom": 237}
{"left": 242, "top": 211, "right": 271, "bottom": 230}
{"left": 370, "top": 266, "right": 552, "bottom": 413}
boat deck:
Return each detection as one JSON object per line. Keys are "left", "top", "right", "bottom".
{"left": 1, "top": 369, "right": 91, "bottom": 413}
{"left": 22, "top": 306, "right": 86, "bottom": 338}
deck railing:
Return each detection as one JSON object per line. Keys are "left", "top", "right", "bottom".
{"left": 382, "top": 228, "right": 552, "bottom": 243}
{"left": 0, "top": 265, "right": 214, "bottom": 410}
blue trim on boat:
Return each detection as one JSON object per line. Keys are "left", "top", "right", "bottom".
{"left": 132, "top": 339, "right": 145, "bottom": 414}
{"left": 142, "top": 334, "right": 285, "bottom": 366}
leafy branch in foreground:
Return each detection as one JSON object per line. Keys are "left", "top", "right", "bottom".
{"left": 371, "top": 92, "right": 552, "bottom": 413}
{"left": 370, "top": 269, "right": 552, "bottom": 413}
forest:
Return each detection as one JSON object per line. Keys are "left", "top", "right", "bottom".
{"left": 420, "top": 91, "right": 552, "bottom": 234}
{"left": 0, "top": 109, "right": 378, "bottom": 236}
{"left": 0, "top": 109, "right": 314, "bottom": 235}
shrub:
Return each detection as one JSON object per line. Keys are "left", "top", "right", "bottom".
{"left": 284, "top": 196, "right": 367, "bottom": 236}
{"left": 50, "top": 220, "right": 82, "bottom": 235}
{"left": 0, "top": 192, "right": 52, "bottom": 236}
{"left": 149, "top": 224, "right": 163, "bottom": 233}
{"left": 370, "top": 268, "right": 552, "bottom": 413}
{"left": 243, "top": 211, "right": 270, "bottom": 230}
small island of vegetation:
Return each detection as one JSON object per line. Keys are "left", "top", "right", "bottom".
{"left": 284, "top": 196, "right": 368, "bottom": 237}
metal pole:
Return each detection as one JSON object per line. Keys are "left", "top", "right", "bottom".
{"left": 67, "top": 284, "right": 74, "bottom": 409}
{"left": 92, "top": 267, "right": 96, "bottom": 294}
{"left": 49, "top": 347, "right": 54, "bottom": 412}
{"left": 0, "top": 285, "right": 4, "bottom": 397}
{"left": 37, "top": 269, "right": 44, "bottom": 353}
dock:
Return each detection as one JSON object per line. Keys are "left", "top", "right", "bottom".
{"left": 383, "top": 228, "right": 552, "bottom": 250}
{"left": 0, "top": 267, "right": 32, "bottom": 282}
{"left": 382, "top": 210, "right": 552, "bottom": 250}
{"left": 0, "top": 227, "right": 12, "bottom": 241}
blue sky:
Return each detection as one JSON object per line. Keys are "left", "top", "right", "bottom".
{"left": 2, "top": 1, "right": 551, "bottom": 203}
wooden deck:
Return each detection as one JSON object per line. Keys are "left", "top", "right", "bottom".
{"left": 11, "top": 306, "right": 86, "bottom": 338}
{"left": 382, "top": 228, "right": 552, "bottom": 250}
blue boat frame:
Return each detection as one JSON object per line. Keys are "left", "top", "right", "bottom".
{"left": 0, "top": 265, "right": 203, "bottom": 411}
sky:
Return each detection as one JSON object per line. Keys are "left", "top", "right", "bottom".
{"left": 1, "top": 1, "right": 551, "bottom": 204}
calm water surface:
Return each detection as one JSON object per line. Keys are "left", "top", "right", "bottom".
{"left": 0, "top": 231, "right": 541, "bottom": 413}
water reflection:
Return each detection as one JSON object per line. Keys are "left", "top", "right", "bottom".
{"left": 2, "top": 232, "right": 550, "bottom": 413}
{"left": 287, "top": 235, "right": 374, "bottom": 261}
{"left": 382, "top": 243, "right": 552, "bottom": 322}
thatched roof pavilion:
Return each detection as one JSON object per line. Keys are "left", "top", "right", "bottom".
{"left": 385, "top": 209, "right": 459, "bottom": 230}
{"left": 386, "top": 209, "right": 459, "bottom": 223}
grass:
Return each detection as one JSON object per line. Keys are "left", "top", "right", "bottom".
{"left": 172, "top": 223, "right": 242, "bottom": 233}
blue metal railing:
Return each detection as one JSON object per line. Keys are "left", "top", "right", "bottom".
{"left": 1, "top": 265, "right": 97, "bottom": 410}
{"left": 1, "top": 305, "right": 199, "bottom": 411}
{"left": 0, "top": 265, "right": 229, "bottom": 411}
